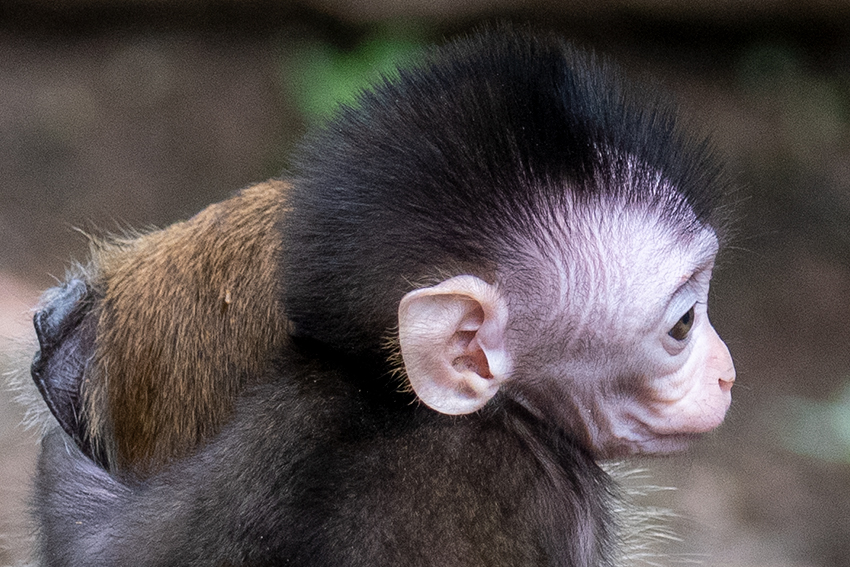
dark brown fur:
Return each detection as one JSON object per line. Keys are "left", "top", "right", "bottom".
{"left": 84, "top": 179, "right": 289, "bottom": 475}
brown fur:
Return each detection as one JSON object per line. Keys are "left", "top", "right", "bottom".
{"left": 83, "top": 179, "right": 290, "bottom": 476}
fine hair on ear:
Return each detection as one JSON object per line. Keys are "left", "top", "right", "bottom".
{"left": 398, "top": 275, "right": 512, "bottom": 415}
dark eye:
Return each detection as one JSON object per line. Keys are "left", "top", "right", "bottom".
{"left": 668, "top": 305, "right": 695, "bottom": 341}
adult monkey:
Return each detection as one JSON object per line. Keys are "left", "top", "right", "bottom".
{"left": 32, "top": 180, "right": 290, "bottom": 475}
{"left": 30, "top": 30, "right": 735, "bottom": 566}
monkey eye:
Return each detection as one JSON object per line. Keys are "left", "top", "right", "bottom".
{"left": 667, "top": 305, "right": 695, "bottom": 341}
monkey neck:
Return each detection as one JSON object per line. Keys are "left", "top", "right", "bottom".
{"left": 286, "top": 334, "right": 414, "bottom": 409}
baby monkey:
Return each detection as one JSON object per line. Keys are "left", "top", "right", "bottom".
{"left": 31, "top": 29, "right": 734, "bottom": 567}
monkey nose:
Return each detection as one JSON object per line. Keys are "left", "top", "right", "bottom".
{"left": 718, "top": 358, "right": 736, "bottom": 394}
{"left": 708, "top": 329, "right": 735, "bottom": 395}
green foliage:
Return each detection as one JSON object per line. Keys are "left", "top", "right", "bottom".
{"left": 283, "top": 25, "right": 427, "bottom": 123}
{"left": 777, "top": 380, "right": 850, "bottom": 463}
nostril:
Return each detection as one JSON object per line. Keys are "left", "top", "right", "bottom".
{"left": 718, "top": 376, "right": 734, "bottom": 393}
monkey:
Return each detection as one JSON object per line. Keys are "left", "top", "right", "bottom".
{"left": 29, "top": 29, "right": 736, "bottom": 566}
{"left": 32, "top": 180, "right": 290, "bottom": 475}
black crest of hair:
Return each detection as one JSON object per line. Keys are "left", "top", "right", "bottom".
{"left": 281, "top": 29, "right": 732, "bottom": 356}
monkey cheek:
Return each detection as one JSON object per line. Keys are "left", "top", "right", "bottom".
{"left": 647, "top": 382, "right": 732, "bottom": 440}
{"left": 640, "top": 331, "right": 735, "bottom": 440}
{"left": 667, "top": 334, "right": 735, "bottom": 435}
{"left": 607, "top": 382, "right": 732, "bottom": 456}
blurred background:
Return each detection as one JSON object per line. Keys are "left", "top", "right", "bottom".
{"left": 1, "top": 0, "right": 850, "bottom": 565}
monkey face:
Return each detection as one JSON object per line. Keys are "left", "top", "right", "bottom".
{"left": 398, "top": 201, "right": 734, "bottom": 458}
{"left": 594, "top": 248, "right": 734, "bottom": 457}
{"left": 554, "top": 206, "right": 735, "bottom": 456}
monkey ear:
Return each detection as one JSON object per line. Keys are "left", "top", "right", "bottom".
{"left": 398, "top": 275, "right": 512, "bottom": 415}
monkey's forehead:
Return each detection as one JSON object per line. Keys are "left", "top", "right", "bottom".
{"left": 525, "top": 189, "right": 718, "bottom": 269}
{"left": 516, "top": 201, "right": 718, "bottom": 331}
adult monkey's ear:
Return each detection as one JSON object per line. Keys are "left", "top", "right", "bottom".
{"left": 398, "top": 275, "right": 512, "bottom": 415}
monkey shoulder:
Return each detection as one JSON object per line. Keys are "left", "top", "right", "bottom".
{"left": 172, "top": 361, "right": 617, "bottom": 566}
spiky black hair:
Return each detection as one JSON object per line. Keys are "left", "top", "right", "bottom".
{"left": 280, "top": 28, "right": 732, "bottom": 355}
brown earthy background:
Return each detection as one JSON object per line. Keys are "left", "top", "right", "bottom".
{"left": 2, "top": 1, "right": 850, "bottom": 565}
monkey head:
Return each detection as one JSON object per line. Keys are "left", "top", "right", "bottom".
{"left": 398, "top": 197, "right": 734, "bottom": 458}
{"left": 280, "top": 33, "right": 737, "bottom": 459}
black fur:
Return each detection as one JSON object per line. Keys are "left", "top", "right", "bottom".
{"left": 36, "top": 344, "right": 616, "bottom": 566}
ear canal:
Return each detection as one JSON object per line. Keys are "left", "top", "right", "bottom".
{"left": 397, "top": 275, "right": 512, "bottom": 415}
{"left": 451, "top": 335, "right": 492, "bottom": 379}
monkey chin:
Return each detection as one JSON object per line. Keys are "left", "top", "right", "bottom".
{"left": 642, "top": 432, "right": 706, "bottom": 455}
{"left": 599, "top": 432, "right": 707, "bottom": 459}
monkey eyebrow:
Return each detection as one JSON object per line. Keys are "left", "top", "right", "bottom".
{"left": 677, "top": 233, "right": 719, "bottom": 284}
{"left": 669, "top": 277, "right": 699, "bottom": 307}
{"left": 667, "top": 257, "right": 713, "bottom": 309}
{"left": 666, "top": 242, "right": 717, "bottom": 301}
